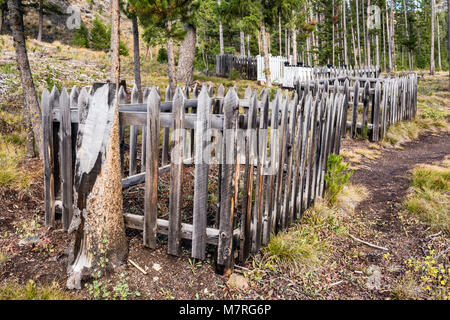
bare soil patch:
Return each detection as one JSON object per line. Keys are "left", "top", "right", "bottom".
{"left": 0, "top": 133, "right": 448, "bottom": 299}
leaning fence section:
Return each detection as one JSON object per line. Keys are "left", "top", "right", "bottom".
{"left": 295, "top": 73, "right": 418, "bottom": 142}
{"left": 42, "top": 72, "right": 416, "bottom": 274}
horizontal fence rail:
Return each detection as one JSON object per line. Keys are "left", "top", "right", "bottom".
{"left": 42, "top": 71, "right": 417, "bottom": 273}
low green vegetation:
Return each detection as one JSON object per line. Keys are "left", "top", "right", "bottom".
{"left": 392, "top": 157, "right": 449, "bottom": 300}
{"left": 324, "top": 154, "right": 353, "bottom": 205}
{"left": 0, "top": 111, "right": 30, "bottom": 189}
{"left": 0, "top": 280, "right": 77, "bottom": 300}
{"left": 403, "top": 157, "right": 450, "bottom": 235}
{"left": 256, "top": 155, "right": 363, "bottom": 274}
{"left": 72, "top": 15, "right": 129, "bottom": 56}
{"left": 392, "top": 246, "right": 449, "bottom": 300}
{"left": 84, "top": 236, "right": 141, "bottom": 300}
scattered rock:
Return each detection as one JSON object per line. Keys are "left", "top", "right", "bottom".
{"left": 152, "top": 263, "right": 162, "bottom": 272}
{"left": 366, "top": 265, "right": 382, "bottom": 290}
{"left": 227, "top": 273, "right": 249, "bottom": 290}
{"left": 18, "top": 235, "right": 40, "bottom": 247}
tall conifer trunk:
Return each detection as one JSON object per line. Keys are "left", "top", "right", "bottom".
{"left": 7, "top": 0, "right": 43, "bottom": 158}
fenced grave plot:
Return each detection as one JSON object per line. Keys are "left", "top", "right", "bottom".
{"left": 295, "top": 73, "right": 418, "bottom": 142}
{"left": 43, "top": 73, "right": 416, "bottom": 274}
{"left": 216, "top": 54, "right": 257, "bottom": 80}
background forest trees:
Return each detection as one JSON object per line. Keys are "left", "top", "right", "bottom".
{"left": 2, "top": 0, "right": 449, "bottom": 158}
{"left": 157, "top": 0, "right": 448, "bottom": 73}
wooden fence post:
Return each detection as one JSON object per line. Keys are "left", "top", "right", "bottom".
{"left": 372, "top": 81, "right": 381, "bottom": 141}
{"left": 129, "top": 85, "right": 140, "bottom": 175}
{"left": 168, "top": 87, "right": 185, "bottom": 256}
{"left": 144, "top": 88, "right": 160, "bottom": 249}
{"left": 263, "top": 90, "right": 281, "bottom": 244}
{"left": 192, "top": 86, "right": 211, "bottom": 260}
{"left": 50, "top": 87, "right": 61, "bottom": 202}
{"left": 240, "top": 91, "right": 257, "bottom": 262}
{"left": 351, "top": 81, "right": 360, "bottom": 138}
{"left": 42, "top": 88, "right": 55, "bottom": 227}
{"left": 118, "top": 86, "right": 127, "bottom": 177}
{"left": 252, "top": 90, "right": 269, "bottom": 253}
{"left": 282, "top": 93, "right": 299, "bottom": 228}
{"left": 362, "top": 81, "right": 370, "bottom": 138}
{"left": 297, "top": 94, "right": 312, "bottom": 217}
{"left": 141, "top": 87, "right": 151, "bottom": 173}
{"left": 217, "top": 87, "right": 239, "bottom": 274}
{"left": 60, "top": 88, "right": 73, "bottom": 231}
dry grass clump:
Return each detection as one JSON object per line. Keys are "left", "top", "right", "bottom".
{"left": 261, "top": 184, "right": 368, "bottom": 273}
{"left": 402, "top": 157, "right": 450, "bottom": 235}
{"left": 0, "top": 280, "right": 78, "bottom": 300}
{"left": 0, "top": 111, "right": 31, "bottom": 189}
{"left": 353, "top": 148, "right": 382, "bottom": 160}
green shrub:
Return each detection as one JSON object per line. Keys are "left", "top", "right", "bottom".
{"left": 72, "top": 21, "right": 90, "bottom": 48}
{"left": 229, "top": 69, "right": 242, "bottom": 81}
{"left": 90, "top": 15, "right": 109, "bottom": 51}
{"left": 0, "top": 280, "right": 77, "bottom": 300}
{"left": 324, "top": 154, "right": 353, "bottom": 205}
{"left": 119, "top": 40, "right": 129, "bottom": 57}
{"left": 157, "top": 47, "right": 168, "bottom": 63}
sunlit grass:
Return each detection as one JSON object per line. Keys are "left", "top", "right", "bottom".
{"left": 403, "top": 157, "right": 450, "bottom": 235}
{"left": 0, "top": 110, "right": 30, "bottom": 188}
{"left": 260, "top": 184, "right": 368, "bottom": 273}
{"left": 0, "top": 280, "right": 79, "bottom": 300}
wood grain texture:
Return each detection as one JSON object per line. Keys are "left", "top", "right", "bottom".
{"left": 192, "top": 86, "right": 211, "bottom": 260}
{"left": 168, "top": 87, "right": 185, "bottom": 256}
{"left": 217, "top": 87, "right": 239, "bottom": 272}
{"left": 144, "top": 88, "right": 160, "bottom": 249}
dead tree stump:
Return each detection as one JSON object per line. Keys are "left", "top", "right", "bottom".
{"left": 66, "top": 84, "right": 128, "bottom": 289}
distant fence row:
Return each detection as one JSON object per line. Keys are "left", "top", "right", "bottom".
{"left": 215, "top": 54, "right": 257, "bottom": 80}
{"left": 42, "top": 72, "right": 416, "bottom": 273}
{"left": 295, "top": 73, "right": 418, "bottom": 142}
{"left": 216, "top": 54, "right": 381, "bottom": 88}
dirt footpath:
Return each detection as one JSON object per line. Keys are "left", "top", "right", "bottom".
{"left": 332, "top": 133, "right": 450, "bottom": 299}
{"left": 1, "top": 133, "right": 448, "bottom": 300}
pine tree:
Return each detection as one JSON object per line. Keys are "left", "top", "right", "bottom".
{"left": 130, "top": 0, "right": 199, "bottom": 93}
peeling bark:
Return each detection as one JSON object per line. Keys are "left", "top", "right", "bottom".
{"left": 132, "top": 14, "right": 142, "bottom": 102}
{"left": 37, "top": 0, "right": 43, "bottom": 41}
{"left": 67, "top": 85, "right": 128, "bottom": 290}
{"left": 260, "top": 6, "right": 271, "bottom": 86}
{"left": 7, "top": 0, "right": 43, "bottom": 158}
{"left": 167, "top": 21, "right": 177, "bottom": 95}
{"left": 177, "top": 23, "right": 196, "bottom": 86}
{"left": 110, "top": 0, "right": 120, "bottom": 83}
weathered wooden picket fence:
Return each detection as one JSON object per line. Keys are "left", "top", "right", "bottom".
{"left": 42, "top": 81, "right": 350, "bottom": 273}
{"left": 256, "top": 55, "right": 288, "bottom": 84}
{"left": 215, "top": 54, "right": 257, "bottom": 80}
{"left": 295, "top": 73, "right": 418, "bottom": 142}
{"left": 42, "top": 67, "right": 416, "bottom": 274}
{"left": 215, "top": 53, "right": 382, "bottom": 89}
